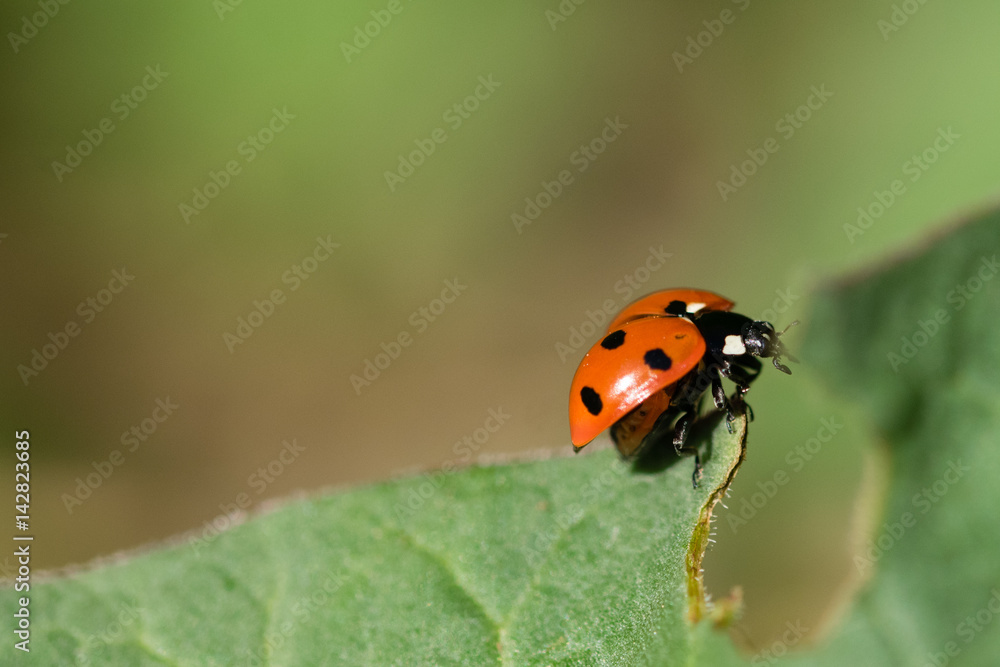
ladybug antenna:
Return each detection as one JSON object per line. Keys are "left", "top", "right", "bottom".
{"left": 771, "top": 320, "right": 799, "bottom": 373}
{"left": 778, "top": 320, "right": 799, "bottom": 336}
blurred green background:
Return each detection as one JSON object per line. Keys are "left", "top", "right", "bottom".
{"left": 2, "top": 0, "right": 999, "bottom": 653}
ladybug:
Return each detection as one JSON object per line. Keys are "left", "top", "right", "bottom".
{"left": 568, "top": 288, "right": 796, "bottom": 485}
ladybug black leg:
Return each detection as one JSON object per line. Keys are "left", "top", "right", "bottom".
{"left": 713, "top": 377, "right": 730, "bottom": 414}
{"left": 710, "top": 373, "right": 739, "bottom": 433}
{"left": 729, "top": 382, "right": 747, "bottom": 407}
{"left": 722, "top": 357, "right": 760, "bottom": 387}
{"left": 690, "top": 455, "right": 703, "bottom": 488}
{"left": 712, "top": 375, "right": 743, "bottom": 433}
{"left": 728, "top": 385, "right": 754, "bottom": 422}
{"left": 672, "top": 411, "right": 694, "bottom": 454}
{"left": 718, "top": 358, "right": 760, "bottom": 427}
{"left": 670, "top": 408, "right": 703, "bottom": 488}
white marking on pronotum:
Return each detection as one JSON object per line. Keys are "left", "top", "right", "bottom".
{"left": 723, "top": 335, "right": 746, "bottom": 355}
{"left": 687, "top": 302, "right": 706, "bottom": 313}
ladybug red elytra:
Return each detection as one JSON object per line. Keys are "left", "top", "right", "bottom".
{"left": 569, "top": 288, "right": 796, "bottom": 485}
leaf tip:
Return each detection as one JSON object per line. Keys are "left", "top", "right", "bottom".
{"left": 685, "top": 413, "right": 748, "bottom": 625}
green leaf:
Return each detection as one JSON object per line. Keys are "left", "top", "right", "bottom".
{"left": 781, "top": 205, "right": 1000, "bottom": 666}
{"left": 2, "top": 416, "right": 748, "bottom": 665}
{"left": 9, "top": 209, "right": 996, "bottom": 666}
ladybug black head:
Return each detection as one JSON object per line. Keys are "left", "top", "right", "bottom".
{"left": 741, "top": 320, "right": 798, "bottom": 374}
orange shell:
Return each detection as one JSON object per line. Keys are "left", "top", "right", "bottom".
{"left": 609, "top": 288, "right": 734, "bottom": 329}
{"left": 569, "top": 316, "right": 706, "bottom": 448}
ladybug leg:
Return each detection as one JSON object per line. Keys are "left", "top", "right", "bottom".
{"left": 672, "top": 411, "right": 694, "bottom": 453}
{"left": 712, "top": 375, "right": 729, "bottom": 413}
{"left": 728, "top": 384, "right": 754, "bottom": 422}
{"left": 709, "top": 372, "right": 740, "bottom": 434}
{"left": 728, "top": 382, "right": 749, "bottom": 411}
{"left": 674, "top": 427, "right": 702, "bottom": 489}
{"left": 690, "top": 455, "right": 703, "bottom": 488}
{"left": 708, "top": 368, "right": 736, "bottom": 429}
{"left": 670, "top": 408, "right": 704, "bottom": 488}
{"left": 719, "top": 358, "right": 760, "bottom": 426}
{"left": 734, "top": 388, "right": 755, "bottom": 421}
{"left": 667, "top": 372, "right": 713, "bottom": 487}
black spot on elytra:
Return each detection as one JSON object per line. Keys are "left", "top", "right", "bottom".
{"left": 644, "top": 348, "right": 672, "bottom": 371}
{"left": 601, "top": 330, "right": 626, "bottom": 349}
{"left": 664, "top": 300, "right": 688, "bottom": 316}
{"left": 580, "top": 387, "right": 603, "bottom": 416}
